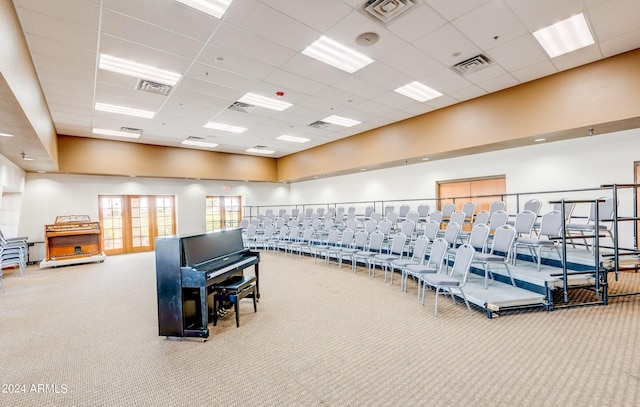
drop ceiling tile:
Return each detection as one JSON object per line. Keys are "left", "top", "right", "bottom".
{"left": 381, "top": 44, "right": 443, "bottom": 78}
{"left": 452, "top": 0, "right": 528, "bottom": 51}
{"left": 420, "top": 68, "right": 473, "bottom": 94}
{"left": 385, "top": 3, "right": 447, "bottom": 42}
{"left": 208, "top": 23, "right": 297, "bottom": 67}
{"left": 263, "top": 69, "right": 328, "bottom": 96}
{"left": 599, "top": 29, "right": 640, "bottom": 58}
{"left": 24, "top": 34, "right": 97, "bottom": 67}
{"left": 14, "top": 0, "right": 99, "bottom": 30}
{"left": 487, "top": 35, "right": 548, "bottom": 72}
{"left": 476, "top": 73, "right": 519, "bottom": 93}
{"left": 413, "top": 23, "right": 482, "bottom": 68}
{"left": 448, "top": 85, "right": 487, "bottom": 102}
{"left": 549, "top": 45, "right": 603, "bottom": 72}
{"left": 354, "top": 61, "right": 412, "bottom": 90}
{"left": 506, "top": 0, "right": 586, "bottom": 31}
{"left": 17, "top": 8, "right": 98, "bottom": 49}
{"left": 333, "top": 75, "right": 389, "bottom": 99}
{"left": 198, "top": 45, "right": 277, "bottom": 80}
{"left": 103, "top": 0, "right": 219, "bottom": 41}
{"left": 258, "top": 0, "right": 353, "bottom": 32}
{"left": 588, "top": 0, "right": 640, "bottom": 41}
{"left": 280, "top": 54, "right": 350, "bottom": 86}
{"left": 426, "top": 0, "right": 491, "bottom": 21}
{"left": 31, "top": 53, "right": 95, "bottom": 82}
{"left": 186, "top": 62, "right": 259, "bottom": 92}
{"left": 511, "top": 60, "right": 557, "bottom": 83}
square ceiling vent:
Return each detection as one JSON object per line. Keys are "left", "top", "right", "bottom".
{"left": 363, "top": 0, "right": 418, "bottom": 24}
{"left": 227, "top": 101, "right": 257, "bottom": 113}
{"left": 452, "top": 54, "right": 493, "bottom": 76}
{"left": 308, "top": 120, "right": 330, "bottom": 129}
{"left": 135, "top": 79, "right": 172, "bottom": 96}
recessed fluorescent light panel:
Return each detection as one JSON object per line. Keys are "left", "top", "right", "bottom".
{"left": 95, "top": 102, "right": 155, "bottom": 119}
{"left": 394, "top": 81, "right": 443, "bottom": 102}
{"left": 181, "top": 139, "right": 219, "bottom": 148}
{"left": 322, "top": 115, "right": 361, "bottom": 127}
{"left": 99, "top": 54, "right": 181, "bottom": 86}
{"left": 93, "top": 128, "right": 142, "bottom": 139}
{"left": 277, "top": 135, "right": 310, "bottom": 143}
{"left": 246, "top": 148, "right": 275, "bottom": 154}
{"left": 533, "top": 13, "right": 594, "bottom": 58}
{"left": 302, "top": 35, "right": 374, "bottom": 73}
{"left": 0, "top": 132, "right": 14, "bottom": 137}
{"left": 238, "top": 93, "right": 292, "bottom": 111}
{"left": 204, "top": 122, "right": 247, "bottom": 133}
{"left": 175, "top": 0, "right": 234, "bottom": 19}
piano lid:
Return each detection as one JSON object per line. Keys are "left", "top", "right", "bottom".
{"left": 181, "top": 228, "right": 246, "bottom": 269}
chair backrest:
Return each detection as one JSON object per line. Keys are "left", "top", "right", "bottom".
{"left": 277, "top": 225, "right": 289, "bottom": 239}
{"left": 411, "top": 235, "right": 429, "bottom": 263}
{"left": 305, "top": 208, "right": 314, "bottom": 217}
{"left": 265, "top": 209, "right": 274, "bottom": 217}
{"left": 426, "top": 238, "right": 448, "bottom": 271}
{"left": 250, "top": 218, "right": 261, "bottom": 227}
{"left": 514, "top": 210, "right": 537, "bottom": 236}
{"left": 449, "top": 210, "right": 466, "bottom": 226}
{"left": 352, "top": 230, "right": 369, "bottom": 249}
{"left": 384, "top": 205, "right": 395, "bottom": 216}
{"left": 368, "top": 231, "right": 385, "bottom": 252}
{"left": 406, "top": 210, "right": 419, "bottom": 223}
{"left": 423, "top": 220, "right": 440, "bottom": 241}
{"left": 461, "top": 202, "right": 476, "bottom": 220}
{"left": 441, "top": 202, "right": 455, "bottom": 217}
{"left": 539, "top": 210, "right": 562, "bottom": 239}
{"left": 468, "top": 223, "right": 490, "bottom": 251}
{"left": 448, "top": 244, "right": 475, "bottom": 284}
{"left": 490, "top": 225, "right": 516, "bottom": 255}
{"left": 370, "top": 211, "right": 382, "bottom": 223}
{"left": 288, "top": 226, "right": 301, "bottom": 241}
{"left": 399, "top": 205, "right": 410, "bottom": 217}
{"left": 323, "top": 218, "right": 334, "bottom": 231}
{"left": 388, "top": 233, "right": 407, "bottom": 255}
{"left": 263, "top": 218, "right": 273, "bottom": 227}
{"left": 339, "top": 228, "right": 354, "bottom": 246}
{"left": 474, "top": 210, "right": 490, "bottom": 226}
{"left": 523, "top": 199, "right": 542, "bottom": 215}
{"left": 346, "top": 211, "right": 357, "bottom": 221}
{"left": 589, "top": 197, "right": 616, "bottom": 223}
{"left": 378, "top": 218, "right": 393, "bottom": 235}
{"left": 346, "top": 218, "right": 358, "bottom": 232}
{"left": 275, "top": 217, "right": 286, "bottom": 228}
{"left": 240, "top": 218, "right": 250, "bottom": 229}
{"left": 301, "top": 227, "right": 314, "bottom": 242}
{"left": 311, "top": 218, "right": 322, "bottom": 230}
{"left": 364, "top": 219, "right": 377, "bottom": 234}
{"left": 291, "top": 208, "right": 300, "bottom": 217}
{"left": 301, "top": 218, "right": 311, "bottom": 229}
{"left": 443, "top": 222, "right": 461, "bottom": 247}
{"left": 399, "top": 220, "right": 415, "bottom": 236}
{"left": 386, "top": 211, "right": 398, "bottom": 224}
{"left": 365, "top": 206, "right": 374, "bottom": 217}
{"left": 429, "top": 210, "right": 443, "bottom": 224}
{"left": 417, "top": 204, "right": 430, "bottom": 218}
{"left": 278, "top": 209, "right": 287, "bottom": 217}
{"left": 263, "top": 225, "right": 275, "bottom": 239}
{"left": 488, "top": 210, "right": 508, "bottom": 231}
{"left": 246, "top": 224, "right": 257, "bottom": 237}
{"left": 348, "top": 206, "right": 356, "bottom": 214}
{"left": 324, "top": 228, "right": 341, "bottom": 246}
{"left": 317, "top": 208, "right": 325, "bottom": 217}
{"left": 489, "top": 201, "right": 506, "bottom": 215}
{"left": 553, "top": 201, "right": 576, "bottom": 221}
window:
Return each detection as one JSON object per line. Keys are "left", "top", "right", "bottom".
{"left": 99, "top": 195, "right": 176, "bottom": 254}
{"left": 206, "top": 196, "right": 242, "bottom": 231}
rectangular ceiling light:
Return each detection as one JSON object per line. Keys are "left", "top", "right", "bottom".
{"left": 175, "top": 0, "right": 234, "bottom": 19}
{"left": 277, "top": 135, "right": 310, "bottom": 143}
{"left": 533, "top": 13, "right": 595, "bottom": 58}
{"left": 246, "top": 148, "right": 275, "bottom": 154}
{"left": 181, "top": 139, "right": 219, "bottom": 148}
{"left": 302, "top": 35, "right": 374, "bottom": 73}
{"left": 322, "top": 115, "right": 361, "bottom": 127}
{"left": 204, "top": 121, "right": 247, "bottom": 133}
{"left": 95, "top": 102, "right": 155, "bottom": 119}
{"left": 394, "top": 81, "right": 443, "bottom": 102}
{"left": 239, "top": 93, "right": 292, "bottom": 111}
{"left": 99, "top": 54, "right": 181, "bottom": 86}
{"left": 93, "top": 128, "right": 142, "bottom": 139}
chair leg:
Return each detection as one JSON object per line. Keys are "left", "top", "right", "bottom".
{"left": 434, "top": 287, "right": 441, "bottom": 316}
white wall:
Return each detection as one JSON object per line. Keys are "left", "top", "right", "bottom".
{"left": 0, "top": 154, "right": 26, "bottom": 237}
{"left": 17, "top": 127, "right": 640, "bottom": 246}
{"left": 19, "top": 174, "right": 289, "bottom": 241}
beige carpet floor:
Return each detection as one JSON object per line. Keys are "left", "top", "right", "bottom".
{"left": 1, "top": 250, "right": 639, "bottom": 406}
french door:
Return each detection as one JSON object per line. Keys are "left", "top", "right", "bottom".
{"left": 206, "top": 196, "right": 242, "bottom": 231}
{"left": 99, "top": 195, "right": 176, "bottom": 255}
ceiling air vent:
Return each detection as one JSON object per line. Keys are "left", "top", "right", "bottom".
{"left": 120, "top": 127, "right": 143, "bottom": 136}
{"left": 362, "top": 0, "right": 418, "bottom": 24}
{"left": 308, "top": 120, "right": 330, "bottom": 129}
{"left": 452, "top": 54, "right": 493, "bottom": 76}
{"left": 227, "top": 101, "right": 257, "bottom": 113}
{"left": 135, "top": 79, "right": 172, "bottom": 96}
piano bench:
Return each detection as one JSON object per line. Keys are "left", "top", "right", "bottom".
{"left": 213, "top": 275, "right": 257, "bottom": 328}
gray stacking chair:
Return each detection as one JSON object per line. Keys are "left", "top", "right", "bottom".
{"left": 422, "top": 243, "right": 475, "bottom": 315}
{"left": 339, "top": 230, "right": 369, "bottom": 272}
{"left": 471, "top": 225, "right": 517, "bottom": 289}
{"left": 313, "top": 228, "right": 341, "bottom": 264}
{"left": 402, "top": 238, "right": 448, "bottom": 299}
{"left": 447, "top": 223, "right": 490, "bottom": 266}
{"left": 370, "top": 232, "right": 406, "bottom": 279}
{"left": 513, "top": 210, "right": 563, "bottom": 270}
{"left": 389, "top": 235, "right": 429, "bottom": 286}
{"left": 565, "top": 197, "right": 616, "bottom": 251}
{"left": 353, "top": 231, "right": 385, "bottom": 274}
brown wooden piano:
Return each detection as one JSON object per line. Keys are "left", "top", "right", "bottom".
{"left": 155, "top": 228, "right": 260, "bottom": 339}
{"left": 41, "top": 215, "right": 106, "bottom": 268}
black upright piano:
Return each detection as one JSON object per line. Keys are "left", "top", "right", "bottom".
{"left": 155, "top": 228, "right": 260, "bottom": 339}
